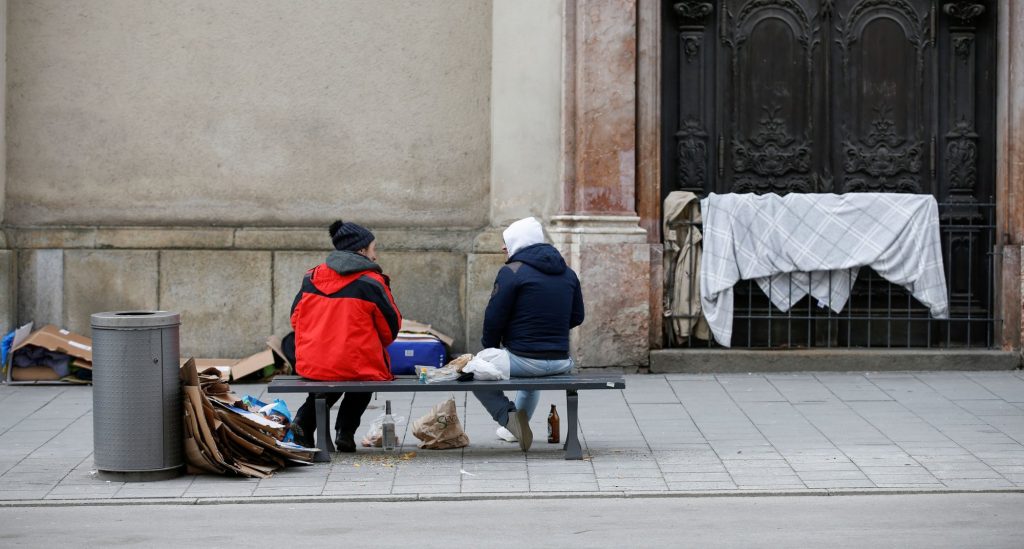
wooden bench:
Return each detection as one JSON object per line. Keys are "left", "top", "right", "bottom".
{"left": 267, "top": 374, "right": 626, "bottom": 462}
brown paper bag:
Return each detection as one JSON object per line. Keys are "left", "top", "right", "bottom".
{"left": 412, "top": 398, "right": 470, "bottom": 449}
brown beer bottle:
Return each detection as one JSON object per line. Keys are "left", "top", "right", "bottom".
{"left": 547, "top": 404, "right": 560, "bottom": 443}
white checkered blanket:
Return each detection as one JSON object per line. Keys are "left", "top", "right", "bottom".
{"left": 699, "top": 193, "right": 949, "bottom": 347}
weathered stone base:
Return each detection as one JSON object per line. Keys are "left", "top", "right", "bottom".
{"left": 464, "top": 228, "right": 507, "bottom": 354}
{"left": 650, "top": 349, "right": 1022, "bottom": 373}
{"left": 6, "top": 226, "right": 479, "bottom": 358}
{"left": 0, "top": 249, "right": 15, "bottom": 334}
{"left": 549, "top": 215, "right": 650, "bottom": 369}
{"left": 998, "top": 243, "right": 1023, "bottom": 351}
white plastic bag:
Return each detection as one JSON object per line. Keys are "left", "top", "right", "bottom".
{"left": 465, "top": 348, "right": 510, "bottom": 380}
{"left": 360, "top": 412, "right": 407, "bottom": 447}
{"left": 463, "top": 357, "right": 502, "bottom": 380}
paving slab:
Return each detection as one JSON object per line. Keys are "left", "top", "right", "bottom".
{"left": 2, "top": 371, "right": 1024, "bottom": 503}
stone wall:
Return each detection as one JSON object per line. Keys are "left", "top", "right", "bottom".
{"left": 4, "top": 0, "right": 491, "bottom": 228}
{"left": 0, "top": 1, "right": 495, "bottom": 357}
{"left": 10, "top": 227, "right": 483, "bottom": 358}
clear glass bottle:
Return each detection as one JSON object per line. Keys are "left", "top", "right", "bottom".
{"left": 382, "top": 400, "right": 397, "bottom": 451}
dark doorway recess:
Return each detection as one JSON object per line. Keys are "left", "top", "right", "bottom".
{"left": 661, "top": 0, "right": 997, "bottom": 348}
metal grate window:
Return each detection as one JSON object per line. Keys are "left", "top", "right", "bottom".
{"left": 664, "top": 201, "right": 999, "bottom": 349}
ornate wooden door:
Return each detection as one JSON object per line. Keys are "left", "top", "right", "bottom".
{"left": 662, "top": 0, "right": 996, "bottom": 347}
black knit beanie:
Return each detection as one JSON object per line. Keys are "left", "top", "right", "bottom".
{"left": 329, "top": 220, "right": 375, "bottom": 252}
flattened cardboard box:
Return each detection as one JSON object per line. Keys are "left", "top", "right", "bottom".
{"left": 179, "top": 350, "right": 274, "bottom": 382}
{"left": 181, "top": 358, "right": 234, "bottom": 381}
{"left": 5, "top": 323, "right": 94, "bottom": 385}
{"left": 231, "top": 350, "right": 274, "bottom": 381}
{"left": 400, "top": 319, "right": 454, "bottom": 348}
{"left": 16, "top": 324, "right": 93, "bottom": 362}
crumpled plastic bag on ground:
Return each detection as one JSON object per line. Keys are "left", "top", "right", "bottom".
{"left": 462, "top": 348, "right": 510, "bottom": 380}
{"left": 361, "top": 412, "right": 407, "bottom": 447}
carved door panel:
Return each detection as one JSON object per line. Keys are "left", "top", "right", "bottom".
{"left": 722, "top": 0, "right": 821, "bottom": 195}
{"left": 662, "top": 0, "right": 996, "bottom": 348}
{"left": 833, "top": 0, "right": 933, "bottom": 195}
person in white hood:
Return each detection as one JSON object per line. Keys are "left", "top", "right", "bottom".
{"left": 473, "top": 217, "right": 585, "bottom": 451}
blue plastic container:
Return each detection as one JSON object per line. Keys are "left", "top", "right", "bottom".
{"left": 386, "top": 337, "right": 447, "bottom": 375}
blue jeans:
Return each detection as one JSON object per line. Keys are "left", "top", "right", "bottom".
{"left": 473, "top": 352, "right": 574, "bottom": 427}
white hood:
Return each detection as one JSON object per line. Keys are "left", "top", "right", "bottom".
{"left": 502, "top": 217, "right": 545, "bottom": 256}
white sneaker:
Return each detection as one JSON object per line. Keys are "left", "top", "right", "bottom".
{"left": 496, "top": 426, "right": 517, "bottom": 442}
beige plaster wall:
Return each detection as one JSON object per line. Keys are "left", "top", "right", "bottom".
{"left": 0, "top": 1, "right": 9, "bottom": 333}
{"left": 0, "top": 0, "right": 6, "bottom": 227}
{"left": 5, "top": 0, "right": 491, "bottom": 228}
{"left": 489, "top": 0, "right": 564, "bottom": 225}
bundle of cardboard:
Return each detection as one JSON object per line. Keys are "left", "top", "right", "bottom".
{"left": 181, "top": 358, "right": 315, "bottom": 478}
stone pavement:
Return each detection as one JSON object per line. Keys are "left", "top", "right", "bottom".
{"left": 2, "top": 371, "right": 1024, "bottom": 504}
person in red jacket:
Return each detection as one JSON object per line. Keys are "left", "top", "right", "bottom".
{"left": 289, "top": 219, "right": 401, "bottom": 452}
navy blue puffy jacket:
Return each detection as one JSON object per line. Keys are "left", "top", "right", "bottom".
{"left": 481, "top": 243, "right": 585, "bottom": 358}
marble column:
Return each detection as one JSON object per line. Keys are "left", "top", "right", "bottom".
{"left": 551, "top": 0, "right": 651, "bottom": 368}
{"left": 997, "top": 0, "right": 1024, "bottom": 350}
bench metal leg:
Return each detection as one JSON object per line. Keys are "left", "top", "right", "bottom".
{"left": 564, "top": 389, "right": 582, "bottom": 460}
{"left": 314, "top": 395, "right": 334, "bottom": 463}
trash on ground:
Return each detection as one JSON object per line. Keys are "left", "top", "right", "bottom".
{"left": 180, "top": 358, "right": 315, "bottom": 478}
{"left": 412, "top": 397, "right": 470, "bottom": 449}
{"left": 352, "top": 451, "right": 417, "bottom": 468}
{"left": 2, "top": 323, "right": 93, "bottom": 385}
{"left": 361, "top": 412, "right": 407, "bottom": 447}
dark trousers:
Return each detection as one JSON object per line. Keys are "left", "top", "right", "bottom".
{"left": 293, "top": 392, "right": 372, "bottom": 435}
{"left": 280, "top": 332, "right": 372, "bottom": 436}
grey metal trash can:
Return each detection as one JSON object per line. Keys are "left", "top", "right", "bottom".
{"left": 91, "top": 311, "right": 183, "bottom": 481}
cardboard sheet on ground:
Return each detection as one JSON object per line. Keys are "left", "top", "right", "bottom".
{"left": 180, "top": 358, "right": 315, "bottom": 478}
{"left": 4, "top": 323, "right": 95, "bottom": 384}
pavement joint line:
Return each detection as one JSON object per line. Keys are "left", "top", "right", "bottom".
{"left": 864, "top": 373, "right": 1018, "bottom": 485}
{"left": 1, "top": 487, "right": 1023, "bottom": 508}
{"left": 8, "top": 395, "right": 93, "bottom": 498}
{"left": 620, "top": 376, "right": 669, "bottom": 490}
{"left": 804, "top": 373, "right": 912, "bottom": 482}
{"left": 666, "top": 376, "right": 739, "bottom": 487}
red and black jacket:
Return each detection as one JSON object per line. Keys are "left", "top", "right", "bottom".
{"left": 290, "top": 251, "right": 401, "bottom": 381}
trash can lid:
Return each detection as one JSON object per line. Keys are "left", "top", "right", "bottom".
{"left": 91, "top": 311, "right": 181, "bottom": 329}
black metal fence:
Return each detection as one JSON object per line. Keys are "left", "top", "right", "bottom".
{"left": 664, "top": 201, "right": 998, "bottom": 349}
